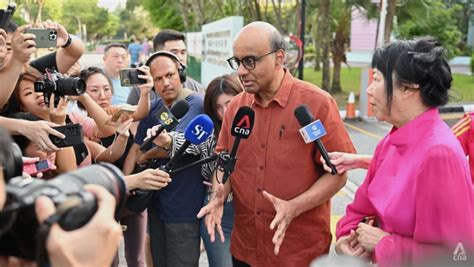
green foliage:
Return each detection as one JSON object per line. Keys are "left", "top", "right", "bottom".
{"left": 116, "top": 5, "right": 158, "bottom": 40}
{"left": 142, "top": 0, "right": 185, "bottom": 31}
{"left": 395, "top": 0, "right": 462, "bottom": 59}
{"left": 60, "top": 0, "right": 118, "bottom": 40}
{"left": 451, "top": 72, "right": 474, "bottom": 102}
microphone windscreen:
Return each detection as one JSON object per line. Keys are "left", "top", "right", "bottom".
{"left": 231, "top": 106, "right": 255, "bottom": 139}
{"left": 171, "top": 100, "right": 190, "bottom": 119}
{"left": 294, "top": 105, "right": 314, "bottom": 127}
{"left": 184, "top": 114, "right": 214, "bottom": 145}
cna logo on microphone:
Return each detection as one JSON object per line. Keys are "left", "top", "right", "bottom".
{"left": 231, "top": 106, "right": 255, "bottom": 139}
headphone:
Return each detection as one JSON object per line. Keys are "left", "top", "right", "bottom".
{"left": 145, "top": 51, "right": 187, "bottom": 83}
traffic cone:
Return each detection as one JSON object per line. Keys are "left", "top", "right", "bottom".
{"left": 345, "top": 91, "right": 356, "bottom": 120}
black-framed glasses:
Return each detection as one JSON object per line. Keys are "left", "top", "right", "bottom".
{"left": 227, "top": 50, "right": 278, "bottom": 70}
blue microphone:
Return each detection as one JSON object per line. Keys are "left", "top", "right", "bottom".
{"left": 163, "top": 114, "right": 214, "bottom": 172}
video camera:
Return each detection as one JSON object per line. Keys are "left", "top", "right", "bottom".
{"left": 0, "top": 132, "right": 127, "bottom": 260}
{"left": 34, "top": 68, "right": 86, "bottom": 107}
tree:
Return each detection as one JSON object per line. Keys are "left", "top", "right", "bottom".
{"left": 395, "top": 0, "right": 462, "bottom": 59}
{"left": 384, "top": 0, "right": 396, "bottom": 43}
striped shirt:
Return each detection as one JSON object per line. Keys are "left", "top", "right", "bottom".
{"left": 169, "top": 131, "right": 233, "bottom": 202}
{"left": 452, "top": 112, "right": 474, "bottom": 183}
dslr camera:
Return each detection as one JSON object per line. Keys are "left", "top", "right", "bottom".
{"left": 0, "top": 135, "right": 127, "bottom": 261}
{"left": 34, "top": 68, "right": 86, "bottom": 106}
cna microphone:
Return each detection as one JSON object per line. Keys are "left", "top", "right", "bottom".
{"left": 294, "top": 105, "right": 338, "bottom": 175}
{"left": 127, "top": 114, "right": 213, "bottom": 213}
{"left": 220, "top": 106, "right": 255, "bottom": 184}
{"left": 163, "top": 114, "right": 214, "bottom": 172}
{"left": 139, "top": 100, "right": 190, "bottom": 152}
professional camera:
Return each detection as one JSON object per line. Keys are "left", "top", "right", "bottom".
{"left": 0, "top": 163, "right": 127, "bottom": 260}
{"left": 1, "top": 142, "right": 23, "bottom": 182}
{"left": 34, "top": 68, "right": 86, "bottom": 106}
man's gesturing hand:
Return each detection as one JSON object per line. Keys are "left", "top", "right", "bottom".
{"left": 262, "top": 190, "right": 297, "bottom": 256}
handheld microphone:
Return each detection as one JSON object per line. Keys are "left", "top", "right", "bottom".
{"left": 139, "top": 100, "right": 190, "bottom": 152}
{"left": 294, "top": 105, "right": 338, "bottom": 175}
{"left": 127, "top": 114, "right": 213, "bottom": 213}
{"left": 163, "top": 114, "right": 214, "bottom": 172}
{"left": 220, "top": 106, "right": 255, "bottom": 184}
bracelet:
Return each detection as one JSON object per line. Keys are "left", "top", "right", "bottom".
{"left": 61, "top": 35, "right": 72, "bottom": 48}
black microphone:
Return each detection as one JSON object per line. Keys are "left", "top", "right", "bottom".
{"left": 294, "top": 105, "right": 338, "bottom": 175}
{"left": 162, "top": 114, "right": 214, "bottom": 172}
{"left": 127, "top": 114, "right": 214, "bottom": 213}
{"left": 140, "top": 100, "right": 190, "bottom": 152}
{"left": 220, "top": 106, "right": 255, "bottom": 184}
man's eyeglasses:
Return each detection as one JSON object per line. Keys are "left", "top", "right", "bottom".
{"left": 227, "top": 50, "right": 278, "bottom": 70}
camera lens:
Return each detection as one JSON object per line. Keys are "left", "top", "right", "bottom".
{"left": 2, "top": 143, "right": 23, "bottom": 182}
{"left": 0, "top": 163, "right": 127, "bottom": 259}
{"left": 56, "top": 77, "right": 86, "bottom": 96}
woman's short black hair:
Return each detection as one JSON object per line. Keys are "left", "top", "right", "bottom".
{"left": 203, "top": 74, "right": 243, "bottom": 136}
{"left": 371, "top": 36, "right": 452, "bottom": 111}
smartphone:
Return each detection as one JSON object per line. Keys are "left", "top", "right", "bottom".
{"left": 49, "top": 123, "right": 84, "bottom": 148}
{"left": 23, "top": 158, "right": 53, "bottom": 176}
{"left": 119, "top": 68, "right": 147, "bottom": 87}
{"left": 111, "top": 106, "right": 136, "bottom": 122}
{"left": 26, "top": 28, "right": 57, "bottom": 48}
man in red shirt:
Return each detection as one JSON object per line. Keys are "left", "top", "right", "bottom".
{"left": 198, "top": 21, "right": 355, "bottom": 266}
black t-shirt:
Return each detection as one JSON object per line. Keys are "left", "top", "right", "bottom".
{"left": 30, "top": 52, "right": 58, "bottom": 73}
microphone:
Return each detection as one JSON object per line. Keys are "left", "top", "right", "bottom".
{"left": 127, "top": 114, "right": 214, "bottom": 213}
{"left": 163, "top": 114, "right": 214, "bottom": 172}
{"left": 139, "top": 100, "right": 190, "bottom": 152}
{"left": 220, "top": 106, "right": 255, "bottom": 184}
{"left": 294, "top": 105, "right": 338, "bottom": 175}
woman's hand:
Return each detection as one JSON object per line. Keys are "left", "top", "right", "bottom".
{"left": 48, "top": 94, "right": 68, "bottom": 125}
{"left": 126, "top": 168, "right": 172, "bottom": 191}
{"left": 321, "top": 152, "right": 371, "bottom": 173}
{"left": 41, "top": 20, "right": 69, "bottom": 48}
{"left": 335, "top": 229, "right": 370, "bottom": 258}
{"left": 356, "top": 221, "right": 390, "bottom": 252}
{"left": 146, "top": 126, "right": 172, "bottom": 148}
{"left": 115, "top": 118, "right": 133, "bottom": 138}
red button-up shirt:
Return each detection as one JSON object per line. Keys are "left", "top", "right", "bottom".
{"left": 217, "top": 71, "right": 356, "bottom": 266}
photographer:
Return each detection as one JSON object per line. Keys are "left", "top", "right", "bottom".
{"left": 1, "top": 19, "right": 86, "bottom": 154}
{"left": 0, "top": 127, "right": 122, "bottom": 267}
{"left": 0, "top": 25, "right": 36, "bottom": 108}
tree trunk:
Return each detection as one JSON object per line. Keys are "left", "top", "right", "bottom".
{"left": 271, "top": 0, "right": 284, "bottom": 33}
{"left": 314, "top": 11, "right": 322, "bottom": 71}
{"left": 331, "top": 8, "right": 350, "bottom": 94}
{"left": 178, "top": 0, "right": 190, "bottom": 31}
{"left": 253, "top": 0, "right": 263, "bottom": 21}
{"left": 383, "top": 0, "right": 396, "bottom": 43}
{"left": 320, "top": 0, "right": 331, "bottom": 90}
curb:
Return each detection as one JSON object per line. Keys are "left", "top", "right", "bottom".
{"left": 439, "top": 104, "right": 474, "bottom": 113}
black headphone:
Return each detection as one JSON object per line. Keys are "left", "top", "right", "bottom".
{"left": 145, "top": 51, "right": 187, "bottom": 83}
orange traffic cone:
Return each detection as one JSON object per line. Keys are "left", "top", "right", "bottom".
{"left": 345, "top": 91, "right": 356, "bottom": 120}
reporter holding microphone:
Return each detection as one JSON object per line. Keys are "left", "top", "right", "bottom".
{"left": 197, "top": 22, "right": 355, "bottom": 267}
